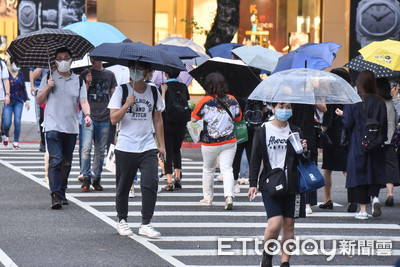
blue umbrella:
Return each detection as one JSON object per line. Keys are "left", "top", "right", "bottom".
{"left": 63, "top": 20, "right": 128, "bottom": 47}
{"left": 88, "top": 42, "right": 186, "bottom": 72}
{"left": 208, "top": 43, "right": 243, "bottom": 59}
{"left": 155, "top": 44, "right": 199, "bottom": 59}
{"left": 273, "top": 42, "right": 341, "bottom": 73}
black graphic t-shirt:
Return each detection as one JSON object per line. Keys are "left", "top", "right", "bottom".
{"left": 81, "top": 68, "right": 117, "bottom": 122}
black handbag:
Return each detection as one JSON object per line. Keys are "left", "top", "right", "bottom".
{"left": 315, "top": 125, "right": 333, "bottom": 149}
{"left": 263, "top": 159, "right": 287, "bottom": 198}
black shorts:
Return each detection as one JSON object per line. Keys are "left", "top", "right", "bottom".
{"left": 261, "top": 190, "right": 306, "bottom": 219}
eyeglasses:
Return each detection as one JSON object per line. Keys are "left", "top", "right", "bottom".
{"left": 56, "top": 57, "right": 72, "bottom": 61}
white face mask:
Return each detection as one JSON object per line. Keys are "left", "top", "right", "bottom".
{"left": 11, "top": 63, "right": 20, "bottom": 72}
{"left": 56, "top": 59, "right": 72, "bottom": 72}
{"left": 130, "top": 69, "right": 145, "bottom": 82}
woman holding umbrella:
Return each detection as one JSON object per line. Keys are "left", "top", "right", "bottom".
{"left": 191, "top": 72, "right": 242, "bottom": 210}
{"left": 248, "top": 102, "right": 308, "bottom": 267}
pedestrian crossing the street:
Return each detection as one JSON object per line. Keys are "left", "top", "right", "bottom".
{"left": 0, "top": 147, "right": 399, "bottom": 266}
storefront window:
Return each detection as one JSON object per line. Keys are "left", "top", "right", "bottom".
{"left": 238, "top": 0, "right": 322, "bottom": 53}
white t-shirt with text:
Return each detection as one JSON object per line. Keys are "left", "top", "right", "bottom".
{"left": 108, "top": 83, "right": 165, "bottom": 153}
{"left": 265, "top": 121, "right": 291, "bottom": 169}
{"left": 0, "top": 61, "right": 9, "bottom": 100}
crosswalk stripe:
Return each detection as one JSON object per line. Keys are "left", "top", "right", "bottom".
{"left": 86, "top": 201, "right": 264, "bottom": 206}
{"left": 126, "top": 222, "right": 400, "bottom": 229}
{"left": 144, "top": 235, "right": 400, "bottom": 242}
{"left": 100, "top": 211, "right": 356, "bottom": 217}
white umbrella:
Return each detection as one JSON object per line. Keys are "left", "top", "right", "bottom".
{"left": 231, "top": 45, "right": 282, "bottom": 72}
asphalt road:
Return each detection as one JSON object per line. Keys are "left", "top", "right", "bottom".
{"left": 0, "top": 144, "right": 399, "bottom": 267}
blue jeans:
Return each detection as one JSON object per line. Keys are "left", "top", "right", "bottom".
{"left": 3, "top": 98, "right": 23, "bottom": 142}
{"left": 46, "top": 131, "right": 77, "bottom": 194}
{"left": 81, "top": 119, "right": 110, "bottom": 180}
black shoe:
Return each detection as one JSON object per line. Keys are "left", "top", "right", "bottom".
{"left": 261, "top": 250, "right": 273, "bottom": 267}
{"left": 347, "top": 202, "right": 357, "bottom": 212}
{"left": 60, "top": 188, "right": 69, "bottom": 205}
{"left": 92, "top": 178, "right": 103, "bottom": 191}
{"left": 39, "top": 143, "right": 46, "bottom": 152}
{"left": 385, "top": 196, "right": 394, "bottom": 207}
{"left": 51, "top": 192, "right": 62, "bottom": 210}
{"left": 319, "top": 200, "right": 333, "bottom": 209}
{"left": 174, "top": 171, "right": 182, "bottom": 189}
{"left": 280, "top": 262, "right": 290, "bottom": 267}
{"left": 81, "top": 177, "right": 91, "bottom": 192}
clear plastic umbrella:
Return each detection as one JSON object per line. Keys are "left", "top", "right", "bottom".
{"left": 158, "top": 37, "right": 210, "bottom": 65}
{"left": 247, "top": 68, "right": 362, "bottom": 104}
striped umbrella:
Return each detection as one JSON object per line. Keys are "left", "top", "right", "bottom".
{"left": 6, "top": 28, "right": 94, "bottom": 69}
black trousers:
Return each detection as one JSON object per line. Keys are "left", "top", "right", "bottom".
{"left": 107, "top": 123, "right": 116, "bottom": 152}
{"left": 39, "top": 106, "right": 45, "bottom": 146}
{"left": 232, "top": 126, "right": 255, "bottom": 180}
{"left": 164, "top": 126, "right": 186, "bottom": 174}
{"left": 115, "top": 149, "right": 159, "bottom": 224}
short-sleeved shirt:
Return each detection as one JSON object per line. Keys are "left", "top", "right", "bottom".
{"left": 191, "top": 94, "right": 242, "bottom": 146}
{"left": 108, "top": 83, "right": 165, "bottom": 153}
{"left": 80, "top": 68, "right": 117, "bottom": 122}
{"left": 0, "top": 61, "right": 9, "bottom": 100}
{"left": 38, "top": 70, "right": 87, "bottom": 134}
{"left": 29, "top": 68, "right": 49, "bottom": 89}
{"left": 9, "top": 71, "right": 28, "bottom": 103}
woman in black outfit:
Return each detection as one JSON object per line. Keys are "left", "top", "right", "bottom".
{"left": 319, "top": 68, "right": 351, "bottom": 209}
{"left": 160, "top": 70, "right": 191, "bottom": 191}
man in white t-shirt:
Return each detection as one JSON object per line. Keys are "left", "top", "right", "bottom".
{"left": 0, "top": 60, "right": 11, "bottom": 145}
{"left": 108, "top": 61, "right": 165, "bottom": 238}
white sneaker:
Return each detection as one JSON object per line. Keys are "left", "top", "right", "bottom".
{"left": 159, "top": 174, "right": 167, "bottom": 181}
{"left": 117, "top": 219, "right": 133, "bottom": 236}
{"left": 138, "top": 224, "right": 161, "bottom": 238}
{"left": 199, "top": 199, "right": 212, "bottom": 206}
{"left": 372, "top": 197, "right": 381, "bottom": 217}
{"left": 306, "top": 205, "right": 313, "bottom": 214}
{"left": 234, "top": 184, "right": 240, "bottom": 194}
{"left": 225, "top": 196, "right": 233, "bottom": 210}
{"left": 355, "top": 211, "right": 369, "bottom": 220}
{"left": 129, "top": 189, "right": 135, "bottom": 198}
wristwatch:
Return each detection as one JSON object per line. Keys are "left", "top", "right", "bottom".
{"left": 18, "top": 0, "right": 37, "bottom": 34}
{"left": 355, "top": 0, "right": 400, "bottom": 47}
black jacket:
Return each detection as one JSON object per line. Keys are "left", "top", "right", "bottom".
{"left": 249, "top": 122, "right": 309, "bottom": 194}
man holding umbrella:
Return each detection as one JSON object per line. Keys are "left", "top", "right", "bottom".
{"left": 108, "top": 61, "right": 165, "bottom": 238}
{"left": 36, "top": 47, "right": 92, "bottom": 209}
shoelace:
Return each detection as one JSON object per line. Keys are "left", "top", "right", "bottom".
{"left": 119, "top": 222, "right": 130, "bottom": 232}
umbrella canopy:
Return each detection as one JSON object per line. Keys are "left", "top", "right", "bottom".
{"left": 231, "top": 45, "right": 282, "bottom": 72}
{"left": 344, "top": 55, "right": 400, "bottom": 78}
{"left": 151, "top": 64, "right": 194, "bottom": 87}
{"left": 273, "top": 42, "right": 342, "bottom": 73}
{"left": 63, "top": 21, "right": 128, "bottom": 47}
{"left": 6, "top": 28, "right": 94, "bottom": 68}
{"left": 155, "top": 44, "right": 199, "bottom": 59}
{"left": 189, "top": 57, "right": 261, "bottom": 99}
{"left": 359, "top": 39, "right": 400, "bottom": 71}
{"left": 248, "top": 68, "right": 362, "bottom": 105}
{"left": 208, "top": 43, "right": 242, "bottom": 59}
{"left": 88, "top": 42, "right": 186, "bottom": 73}
{"left": 158, "top": 37, "right": 210, "bottom": 65}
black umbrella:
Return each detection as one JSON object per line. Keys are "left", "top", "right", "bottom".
{"left": 155, "top": 44, "right": 199, "bottom": 59}
{"left": 6, "top": 28, "right": 94, "bottom": 69}
{"left": 88, "top": 42, "right": 186, "bottom": 73}
{"left": 189, "top": 57, "right": 261, "bottom": 99}
{"left": 344, "top": 55, "right": 400, "bottom": 78}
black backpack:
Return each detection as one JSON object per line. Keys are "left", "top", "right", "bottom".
{"left": 357, "top": 104, "right": 385, "bottom": 152}
{"left": 244, "top": 100, "right": 266, "bottom": 126}
{"left": 165, "top": 83, "right": 191, "bottom": 123}
{"left": 121, "top": 83, "right": 158, "bottom": 117}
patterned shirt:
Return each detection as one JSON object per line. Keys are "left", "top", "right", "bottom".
{"left": 192, "top": 94, "right": 242, "bottom": 146}
{"left": 8, "top": 71, "right": 28, "bottom": 103}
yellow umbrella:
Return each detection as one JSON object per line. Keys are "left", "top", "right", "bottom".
{"left": 359, "top": 39, "right": 400, "bottom": 71}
